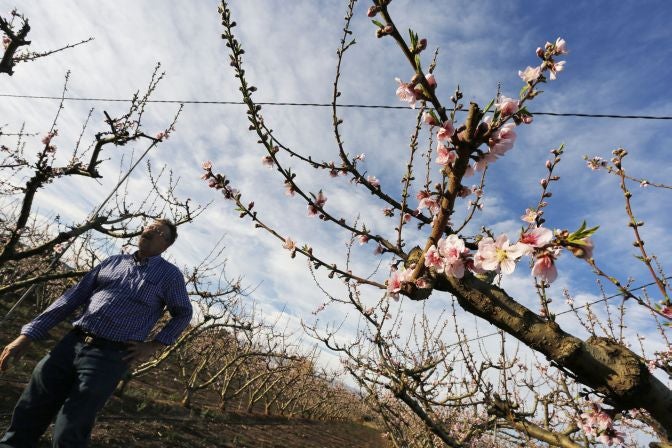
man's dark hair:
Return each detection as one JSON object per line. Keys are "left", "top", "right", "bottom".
{"left": 156, "top": 218, "right": 178, "bottom": 245}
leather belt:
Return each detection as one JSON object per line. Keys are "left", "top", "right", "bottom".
{"left": 72, "top": 327, "right": 129, "bottom": 350}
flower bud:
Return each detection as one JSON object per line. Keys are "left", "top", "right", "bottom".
{"left": 540, "top": 178, "right": 548, "bottom": 187}
{"left": 367, "top": 5, "right": 379, "bottom": 17}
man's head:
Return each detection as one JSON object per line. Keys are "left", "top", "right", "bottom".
{"left": 137, "top": 218, "right": 177, "bottom": 259}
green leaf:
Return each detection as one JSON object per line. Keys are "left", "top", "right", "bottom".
{"left": 517, "top": 106, "right": 532, "bottom": 117}
{"left": 371, "top": 19, "right": 384, "bottom": 28}
{"left": 567, "top": 221, "right": 599, "bottom": 242}
{"left": 408, "top": 29, "right": 418, "bottom": 48}
{"left": 482, "top": 98, "right": 495, "bottom": 115}
{"left": 414, "top": 55, "right": 421, "bottom": 71}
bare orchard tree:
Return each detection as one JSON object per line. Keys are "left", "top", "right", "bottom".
{"left": 209, "top": 1, "right": 672, "bottom": 446}
{"left": 0, "top": 9, "right": 92, "bottom": 76}
{"left": 0, "top": 70, "right": 200, "bottom": 310}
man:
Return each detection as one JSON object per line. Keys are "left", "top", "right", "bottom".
{"left": 0, "top": 219, "right": 193, "bottom": 447}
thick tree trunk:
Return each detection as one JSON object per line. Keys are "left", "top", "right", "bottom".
{"left": 434, "top": 274, "right": 672, "bottom": 439}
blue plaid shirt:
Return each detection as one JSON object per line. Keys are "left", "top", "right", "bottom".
{"left": 21, "top": 253, "right": 193, "bottom": 345}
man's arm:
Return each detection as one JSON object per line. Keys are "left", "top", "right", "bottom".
{"left": 124, "top": 269, "right": 192, "bottom": 365}
{"left": 20, "top": 259, "right": 105, "bottom": 340}
{"left": 152, "top": 268, "right": 193, "bottom": 346}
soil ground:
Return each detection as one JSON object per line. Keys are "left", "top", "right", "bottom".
{"left": 0, "top": 300, "right": 390, "bottom": 448}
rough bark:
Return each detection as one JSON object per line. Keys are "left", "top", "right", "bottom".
{"left": 433, "top": 273, "right": 672, "bottom": 439}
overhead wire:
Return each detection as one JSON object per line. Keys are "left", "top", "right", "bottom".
{"left": 1, "top": 93, "right": 671, "bottom": 120}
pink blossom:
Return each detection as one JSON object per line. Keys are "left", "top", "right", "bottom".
{"left": 640, "top": 180, "right": 649, "bottom": 187}
{"left": 435, "top": 144, "right": 456, "bottom": 166}
{"left": 518, "top": 65, "right": 541, "bottom": 83}
{"left": 660, "top": 304, "right": 672, "bottom": 319}
{"left": 415, "top": 277, "right": 430, "bottom": 289}
{"left": 2, "top": 35, "right": 10, "bottom": 50}
{"left": 417, "top": 195, "right": 440, "bottom": 215}
{"left": 358, "top": 234, "right": 370, "bottom": 245}
{"left": 548, "top": 60, "right": 566, "bottom": 80}
{"left": 367, "top": 175, "right": 380, "bottom": 188}
{"left": 208, "top": 179, "right": 218, "bottom": 188}
{"left": 41, "top": 130, "right": 58, "bottom": 145}
{"left": 354, "top": 153, "right": 365, "bottom": 161}
{"left": 532, "top": 251, "right": 558, "bottom": 283}
{"left": 424, "top": 246, "right": 443, "bottom": 272}
{"left": 489, "top": 123, "right": 517, "bottom": 155}
{"left": 308, "top": 190, "right": 327, "bottom": 217}
{"left": 495, "top": 96, "right": 518, "bottom": 116}
{"left": 475, "top": 235, "right": 526, "bottom": 275}
{"left": 586, "top": 156, "right": 606, "bottom": 170}
{"left": 438, "top": 234, "right": 468, "bottom": 278}
{"left": 554, "top": 37, "right": 567, "bottom": 55}
{"left": 366, "top": 5, "right": 378, "bottom": 17}
{"left": 395, "top": 77, "right": 418, "bottom": 108}
{"left": 284, "top": 181, "right": 296, "bottom": 197}
{"left": 155, "top": 131, "right": 166, "bottom": 140}
{"left": 521, "top": 208, "right": 540, "bottom": 223}
{"left": 201, "top": 160, "right": 212, "bottom": 170}
{"left": 386, "top": 268, "right": 414, "bottom": 300}
{"left": 374, "top": 244, "right": 384, "bottom": 255}
{"left": 315, "top": 190, "right": 327, "bottom": 206}
{"left": 436, "top": 121, "right": 454, "bottom": 141}
{"left": 425, "top": 73, "right": 437, "bottom": 88}
{"left": 422, "top": 112, "right": 438, "bottom": 126}
{"left": 474, "top": 152, "right": 497, "bottom": 172}
{"left": 647, "top": 359, "right": 657, "bottom": 372}
{"left": 522, "top": 115, "right": 533, "bottom": 124}
{"left": 402, "top": 213, "right": 411, "bottom": 223}
{"left": 519, "top": 226, "right": 553, "bottom": 249}
{"left": 261, "top": 155, "right": 274, "bottom": 167}
{"left": 282, "top": 237, "right": 296, "bottom": 251}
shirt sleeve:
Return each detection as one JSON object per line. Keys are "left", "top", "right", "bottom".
{"left": 152, "top": 268, "right": 193, "bottom": 345}
{"left": 20, "top": 259, "right": 107, "bottom": 340}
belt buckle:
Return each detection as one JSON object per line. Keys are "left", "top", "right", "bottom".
{"left": 83, "top": 335, "right": 94, "bottom": 344}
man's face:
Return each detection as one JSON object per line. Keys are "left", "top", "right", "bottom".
{"left": 138, "top": 221, "right": 171, "bottom": 257}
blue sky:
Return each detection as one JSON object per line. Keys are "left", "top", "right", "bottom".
{"left": 1, "top": 0, "right": 671, "bottom": 382}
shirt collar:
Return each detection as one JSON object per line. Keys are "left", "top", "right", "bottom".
{"left": 132, "top": 251, "right": 162, "bottom": 267}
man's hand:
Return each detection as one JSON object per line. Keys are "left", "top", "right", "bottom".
{"left": 123, "top": 340, "right": 165, "bottom": 366}
{"left": 0, "top": 335, "right": 32, "bottom": 372}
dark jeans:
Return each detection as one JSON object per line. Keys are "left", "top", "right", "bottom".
{"left": 0, "top": 331, "right": 129, "bottom": 448}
